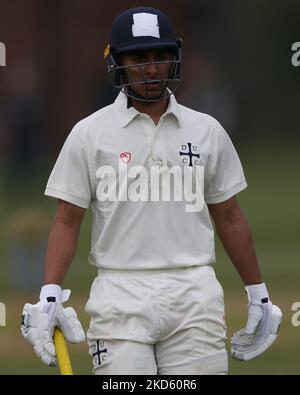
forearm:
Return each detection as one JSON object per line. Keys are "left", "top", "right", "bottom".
{"left": 43, "top": 200, "right": 86, "bottom": 286}
{"left": 215, "top": 214, "right": 262, "bottom": 286}
{"left": 44, "top": 220, "right": 80, "bottom": 285}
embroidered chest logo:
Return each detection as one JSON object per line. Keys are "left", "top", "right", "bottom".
{"left": 92, "top": 340, "right": 108, "bottom": 366}
{"left": 179, "top": 143, "right": 200, "bottom": 167}
{"left": 120, "top": 152, "right": 132, "bottom": 164}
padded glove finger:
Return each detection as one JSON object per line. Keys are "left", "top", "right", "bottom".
{"left": 246, "top": 304, "right": 263, "bottom": 334}
{"left": 56, "top": 306, "right": 86, "bottom": 343}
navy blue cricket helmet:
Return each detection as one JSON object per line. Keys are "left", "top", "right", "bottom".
{"left": 104, "top": 7, "right": 182, "bottom": 102}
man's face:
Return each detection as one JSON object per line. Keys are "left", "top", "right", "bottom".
{"left": 119, "top": 48, "right": 174, "bottom": 99}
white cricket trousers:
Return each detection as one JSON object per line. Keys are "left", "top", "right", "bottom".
{"left": 85, "top": 264, "right": 228, "bottom": 375}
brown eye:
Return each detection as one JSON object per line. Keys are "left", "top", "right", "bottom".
{"left": 156, "top": 53, "right": 170, "bottom": 62}
{"left": 133, "top": 56, "right": 145, "bottom": 64}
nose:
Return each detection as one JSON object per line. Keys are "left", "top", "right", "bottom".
{"left": 142, "top": 61, "right": 159, "bottom": 79}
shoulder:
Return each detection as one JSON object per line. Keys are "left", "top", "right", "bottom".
{"left": 65, "top": 103, "right": 116, "bottom": 148}
{"left": 177, "top": 103, "right": 226, "bottom": 138}
{"left": 73, "top": 103, "right": 115, "bottom": 135}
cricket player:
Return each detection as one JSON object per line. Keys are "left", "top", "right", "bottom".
{"left": 21, "top": 7, "right": 282, "bottom": 375}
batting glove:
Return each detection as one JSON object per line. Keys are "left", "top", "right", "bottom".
{"left": 231, "top": 283, "right": 282, "bottom": 361}
{"left": 21, "top": 284, "right": 86, "bottom": 367}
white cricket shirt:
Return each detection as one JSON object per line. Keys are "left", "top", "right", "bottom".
{"left": 45, "top": 92, "right": 247, "bottom": 270}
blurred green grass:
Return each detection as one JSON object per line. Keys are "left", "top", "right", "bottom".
{"left": 0, "top": 140, "right": 299, "bottom": 374}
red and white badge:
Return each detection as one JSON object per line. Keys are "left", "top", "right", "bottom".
{"left": 120, "top": 152, "right": 132, "bottom": 164}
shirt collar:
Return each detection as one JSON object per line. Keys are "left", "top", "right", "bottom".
{"left": 166, "top": 92, "right": 182, "bottom": 127}
{"left": 114, "top": 91, "right": 182, "bottom": 128}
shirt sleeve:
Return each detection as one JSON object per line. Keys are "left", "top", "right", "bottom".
{"left": 45, "top": 124, "right": 93, "bottom": 209}
{"left": 204, "top": 119, "right": 247, "bottom": 204}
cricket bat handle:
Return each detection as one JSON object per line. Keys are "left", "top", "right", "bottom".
{"left": 53, "top": 327, "right": 74, "bottom": 375}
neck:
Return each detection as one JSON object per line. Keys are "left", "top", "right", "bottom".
{"left": 132, "top": 97, "right": 169, "bottom": 125}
